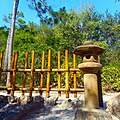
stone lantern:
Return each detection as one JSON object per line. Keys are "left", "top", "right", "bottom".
{"left": 74, "top": 41, "right": 105, "bottom": 109}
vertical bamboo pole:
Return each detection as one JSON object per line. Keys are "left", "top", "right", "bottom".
{"left": 29, "top": 51, "right": 35, "bottom": 97}
{"left": 46, "top": 50, "right": 51, "bottom": 98}
{"left": 8, "top": 53, "right": 15, "bottom": 89}
{"left": 65, "top": 50, "right": 69, "bottom": 98}
{"left": 58, "top": 51, "right": 61, "bottom": 96}
{"left": 73, "top": 54, "right": 77, "bottom": 98}
{"left": 40, "top": 51, "right": 45, "bottom": 95}
{"left": 0, "top": 52, "right": 3, "bottom": 81}
{"left": 22, "top": 51, "right": 28, "bottom": 96}
{"left": 7, "top": 53, "right": 15, "bottom": 94}
{"left": 10, "top": 52, "right": 18, "bottom": 97}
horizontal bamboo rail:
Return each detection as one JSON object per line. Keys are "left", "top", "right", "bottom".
{"left": 2, "top": 68, "right": 79, "bottom": 72}
{"left": 6, "top": 87, "right": 84, "bottom": 92}
{"left": 0, "top": 50, "right": 84, "bottom": 98}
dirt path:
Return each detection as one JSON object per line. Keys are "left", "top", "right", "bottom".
{"left": 22, "top": 92, "right": 115, "bottom": 120}
{"left": 0, "top": 91, "right": 118, "bottom": 120}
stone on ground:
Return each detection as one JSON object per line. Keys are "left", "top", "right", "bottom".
{"left": 75, "top": 108, "right": 118, "bottom": 120}
{"left": 107, "top": 93, "right": 120, "bottom": 119}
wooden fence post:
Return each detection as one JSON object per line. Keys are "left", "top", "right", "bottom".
{"left": 10, "top": 52, "right": 18, "bottom": 97}
{"left": 8, "top": 53, "right": 15, "bottom": 91}
{"left": 46, "top": 50, "right": 52, "bottom": 97}
{"left": 0, "top": 52, "right": 3, "bottom": 81}
{"left": 65, "top": 50, "right": 69, "bottom": 98}
{"left": 22, "top": 51, "right": 28, "bottom": 96}
{"left": 73, "top": 54, "right": 77, "bottom": 98}
{"left": 29, "top": 51, "right": 35, "bottom": 97}
{"left": 40, "top": 51, "right": 45, "bottom": 95}
{"left": 58, "top": 51, "right": 61, "bottom": 96}
{"left": 0, "top": 49, "right": 85, "bottom": 97}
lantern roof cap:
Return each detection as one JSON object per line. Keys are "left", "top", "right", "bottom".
{"left": 74, "top": 41, "right": 105, "bottom": 56}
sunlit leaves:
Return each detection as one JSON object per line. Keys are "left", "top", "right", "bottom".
{"left": 101, "top": 65, "right": 120, "bottom": 91}
{"left": 3, "top": 11, "right": 26, "bottom": 27}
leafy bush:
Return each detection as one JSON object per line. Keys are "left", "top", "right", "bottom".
{"left": 59, "top": 62, "right": 84, "bottom": 88}
{"left": 101, "top": 65, "right": 120, "bottom": 92}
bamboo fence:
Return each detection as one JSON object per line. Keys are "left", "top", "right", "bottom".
{"left": 0, "top": 50, "right": 84, "bottom": 98}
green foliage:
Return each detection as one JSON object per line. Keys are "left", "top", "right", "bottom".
{"left": 101, "top": 65, "right": 120, "bottom": 92}
{"left": 0, "top": 6, "right": 120, "bottom": 91}
{"left": 27, "top": 0, "right": 53, "bottom": 23}
{"left": 53, "top": 61, "right": 84, "bottom": 88}
{"left": 3, "top": 11, "right": 26, "bottom": 28}
{"left": 0, "top": 27, "right": 8, "bottom": 51}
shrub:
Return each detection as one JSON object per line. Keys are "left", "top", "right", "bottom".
{"left": 101, "top": 65, "right": 120, "bottom": 92}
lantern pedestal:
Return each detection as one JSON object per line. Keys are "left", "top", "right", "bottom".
{"left": 78, "top": 62, "right": 101, "bottom": 109}
{"left": 84, "top": 74, "right": 99, "bottom": 108}
{"left": 74, "top": 41, "right": 105, "bottom": 109}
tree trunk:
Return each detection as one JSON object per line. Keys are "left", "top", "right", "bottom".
{"left": 5, "top": 0, "right": 19, "bottom": 88}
